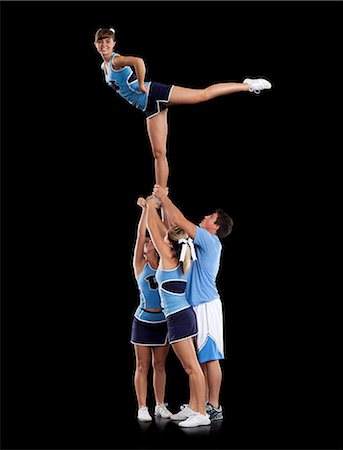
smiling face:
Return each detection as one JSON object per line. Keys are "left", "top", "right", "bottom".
{"left": 94, "top": 36, "right": 116, "bottom": 59}
{"left": 94, "top": 28, "right": 116, "bottom": 59}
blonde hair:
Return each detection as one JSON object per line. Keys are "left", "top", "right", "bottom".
{"left": 168, "top": 226, "right": 192, "bottom": 274}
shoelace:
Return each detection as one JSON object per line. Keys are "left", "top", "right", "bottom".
{"left": 157, "top": 403, "right": 169, "bottom": 410}
{"left": 249, "top": 86, "right": 261, "bottom": 95}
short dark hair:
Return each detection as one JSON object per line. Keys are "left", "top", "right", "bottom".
{"left": 94, "top": 27, "right": 115, "bottom": 41}
{"left": 214, "top": 209, "right": 233, "bottom": 239}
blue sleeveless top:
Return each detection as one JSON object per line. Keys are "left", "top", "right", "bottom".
{"left": 134, "top": 262, "right": 166, "bottom": 323}
{"left": 155, "top": 265, "right": 191, "bottom": 318}
{"left": 105, "top": 52, "right": 150, "bottom": 111}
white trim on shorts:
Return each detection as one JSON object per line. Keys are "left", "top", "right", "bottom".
{"left": 130, "top": 335, "right": 168, "bottom": 347}
{"left": 146, "top": 85, "right": 175, "bottom": 119}
{"left": 169, "top": 332, "right": 198, "bottom": 345}
{"left": 193, "top": 298, "right": 224, "bottom": 360}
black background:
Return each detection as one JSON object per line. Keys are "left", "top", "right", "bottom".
{"left": 1, "top": 1, "right": 341, "bottom": 449}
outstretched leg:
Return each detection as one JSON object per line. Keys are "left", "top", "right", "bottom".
{"left": 146, "top": 109, "right": 169, "bottom": 189}
{"left": 169, "top": 82, "right": 248, "bottom": 105}
{"left": 169, "top": 78, "right": 271, "bottom": 105}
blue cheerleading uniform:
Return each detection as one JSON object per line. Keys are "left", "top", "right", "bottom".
{"left": 155, "top": 265, "right": 190, "bottom": 318}
{"left": 105, "top": 52, "right": 150, "bottom": 111}
{"left": 134, "top": 262, "right": 166, "bottom": 324}
{"left": 103, "top": 53, "right": 173, "bottom": 119}
{"left": 131, "top": 262, "right": 167, "bottom": 346}
{"left": 156, "top": 265, "right": 197, "bottom": 344}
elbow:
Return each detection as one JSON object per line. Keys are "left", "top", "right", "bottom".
{"left": 135, "top": 57, "right": 145, "bottom": 67}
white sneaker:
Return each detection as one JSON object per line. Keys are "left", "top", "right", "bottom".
{"left": 137, "top": 406, "right": 152, "bottom": 422}
{"left": 243, "top": 78, "right": 272, "bottom": 94}
{"left": 178, "top": 412, "right": 211, "bottom": 428}
{"left": 170, "top": 404, "right": 195, "bottom": 421}
{"left": 155, "top": 403, "right": 173, "bottom": 419}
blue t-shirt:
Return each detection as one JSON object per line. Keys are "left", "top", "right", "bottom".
{"left": 186, "top": 226, "right": 222, "bottom": 306}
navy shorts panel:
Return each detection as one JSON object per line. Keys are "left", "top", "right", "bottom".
{"left": 167, "top": 307, "right": 198, "bottom": 343}
{"left": 144, "top": 82, "right": 173, "bottom": 119}
{"left": 130, "top": 317, "right": 168, "bottom": 346}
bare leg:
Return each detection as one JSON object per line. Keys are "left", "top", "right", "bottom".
{"left": 151, "top": 344, "right": 170, "bottom": 405}
{"left": 169, "top": 82, "right": 249, "bottom": 105}
{"left": 200, "top": 362, "right": 209, "bottom": 402}
{"left": 202, "top": 360, "right": 222, "bottom": 408}
{"left": 146, "top": 109, "right": 169, "bottom": 188}
{"left": 134, "top": 345, "right": 152, "bottom": 408}
{"left": 172, "top": 338, "right": 206, "bottom": 414}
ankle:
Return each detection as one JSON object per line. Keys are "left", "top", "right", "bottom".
{"left": 209, "top": 402, "right": 219, "bottom": 409}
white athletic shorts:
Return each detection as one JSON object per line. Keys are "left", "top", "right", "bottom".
{"left": 193, "top": 298, "right": 224, "bottom": 363}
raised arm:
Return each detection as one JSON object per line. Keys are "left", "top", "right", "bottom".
{"left": 153, "top": 185, "right": 197, "bottom": 239}
{"left": 157, "top": 209, "right": 168, "bottom": 237}
{"left": 146, "top": 196, "right": 169, "bottom": 260}
{"left": 161, "top": 206, "right": 173, "bottom": 230}
{"left": 112, "top": 55, "right": 148, "bottom": 93}
{"left": 133, "top": 197, "right": 148, "bottom": 277}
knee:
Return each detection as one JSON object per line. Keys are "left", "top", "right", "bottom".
{"left": 152, "top": 359, "right": 165, "bottom": 373}
{"left": 196, "top": 90, "right": 210, "bottom": 103}
{"left": 184, "top": 362, "right": 205, "bottom": 379}
{"left": 151, "top": 145, "right": 166, "bottom": 159}
{"left": 137, "top": 360, "right": 150, "bottom": 373}
{"left": 183, "top": 363, "right": 197, "bottom": 377}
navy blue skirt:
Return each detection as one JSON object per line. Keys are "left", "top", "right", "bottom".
{"left": 130, "top": 317, "right": 168, "bottom": 346}
{"left": 167, "top": 307, "right": 198, "bottom": 344}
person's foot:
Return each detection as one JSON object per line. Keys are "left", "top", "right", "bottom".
{"left": 243, "top": 78, "right": 272, "bottom": 94}
{"left": 206, "top": 403, "right": 224, "bottom": 421}
{"left": 138, "top": 406, "right": 152, "bottom": 422}
{"left": 170, "top": 404, "right": 195, "bottom": 421}
{"left": 155, "top": 403, "right": 173, "bottom": 419}
{"left": 178, "top": 412, "right": 211, "bottom": 427}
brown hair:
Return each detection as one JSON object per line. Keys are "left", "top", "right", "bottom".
{"left": 94, "top": 27, "right": 115, "bottom": 42}
{"left": 215, "top": 209, "right": 233, "bottom": 239}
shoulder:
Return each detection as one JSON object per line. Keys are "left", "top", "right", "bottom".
{"left": 194, "top": 226, "right": 208, "bottom": 240}
{"left": 195, "top": 227, "right": 221, "bottom": 247}
{"left": 112, "top": 53, "right": 123, "bottom": 68}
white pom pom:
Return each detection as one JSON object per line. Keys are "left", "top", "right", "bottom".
{"left": 109, "top": 28, "right": 115, "bottom": 34}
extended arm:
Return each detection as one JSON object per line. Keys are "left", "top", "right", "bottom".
{"left": 146, "top": 197, "right": 169, "bottom": 259}
{"left": 133, "top": 197, "right": 148, "bottom": 277}
{"left": 153, "top": 185, "right": 197, "bottom": 238}
{"left": 157, "top": 209, "right": 168, "bottom": 237}
{"left": 113, "top": 55, "right": 148, "bottom": 93}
